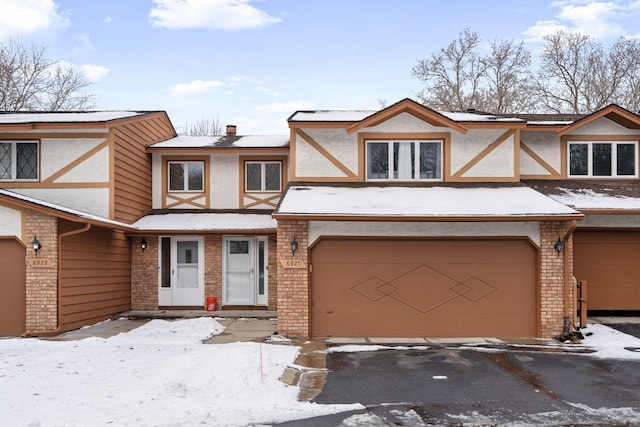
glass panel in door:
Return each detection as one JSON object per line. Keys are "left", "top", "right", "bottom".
{"left": 225, "top": 238, "right": 254, "bottom": 305}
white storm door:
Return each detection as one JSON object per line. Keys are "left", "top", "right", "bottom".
{"left": 172, "top": 237, "right": 204, "bottom": 306}
{"left": 224, "top": 237, "right": 255, "bottom": 305}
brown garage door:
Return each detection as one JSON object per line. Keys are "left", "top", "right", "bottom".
{"left": 310, "top": 238, "right": 537, "bottom": 338}
{"left": 574, "top": 231, "right": 640, "bottom": 311}
{"left": 0, "top": 238, "right": 26, "bottom": 336}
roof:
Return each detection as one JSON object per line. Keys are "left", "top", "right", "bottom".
{"left": 0, "top": 111, "right": 151, "bottom": 124}
{"left": 273, "top": 184, "right": 582, "bottom": 221}
{"left": 525, "top": 180, "right": 640, "bottom": 212}
{"left": 130, "top": 211, "right": 276, "bottom": 232}
{"left": 149, "top": 134, "right": 289, "bottom": 149}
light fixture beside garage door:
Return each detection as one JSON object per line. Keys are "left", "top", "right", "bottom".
{"left": 291, "top": 236, "right": 298, "bottom": 256}
{"left": 31, "top": 235, "right": 41, "bottom": 256}
{"left": 554, "top": 237, "right": 564, "bottom": 256}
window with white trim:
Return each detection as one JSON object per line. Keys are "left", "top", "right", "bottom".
{"left": 0, "top": 141, "right": 38, "bottom": 181}
{"left": 168, "top": 161, "right": 204, "bottom": 192}
{"left": 245, "top": 161, "right": 281, "bottom": 192}
{"left": 366, "top": 140, "right": 442, "bottom": 180}
{"left": 568, "top": 141, "right": 638, "bottom": 178}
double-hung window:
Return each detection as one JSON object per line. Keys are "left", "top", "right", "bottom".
{"left": 0, "top": 141, "right": 39, "bottom": 181}
{"left": 245, "top": 161, "right": 281, "bottom": 192}
{"left": 366, "top": 140, "right": 442, "bottom": 180}
{"left": 568, "top": 141, "right": 638, "bottom": 178}
{"left": 168, "top": 161, "right": 204, "bottom": 192}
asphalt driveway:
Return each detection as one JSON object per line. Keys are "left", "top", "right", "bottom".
{"left": 279, "top": 345, "right": 640, "bottom": 426}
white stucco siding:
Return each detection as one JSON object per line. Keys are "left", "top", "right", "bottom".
{"left": 308, "top": 221, "right": 541, "bottom": 247}
{"left": 11, "top": 188, "right": 110, "bottom": 217}
{"left": 520, "top": 131, "right": 561, "bottom": 176}
{"left": 569, "top": 117, "right": 640, "bottom": 136}
{"left": 462, "top": 136, "right": 514, "bottom": 177}
{"left": 0, "top": 203, "right": 22, "bottom": 240}
{"left": 40, "top": 138, "right": 109, "bottom": 182}
{"left": 578, "top": 214, "right": 640, "bottom": 228}
{"left": 294, "top": 128, "right": 357, "bottom": 178}
{"left": 450, "top": 129, "right": 514, "bottom": 177}
{"left": 211, "top": 154, "right": 240, "bottom": 209}
{"left": 364, "top": 112, "right": 450, "bottom": 133}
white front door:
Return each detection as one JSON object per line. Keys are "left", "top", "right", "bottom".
{"left": 158, "top": 236, "right": 204, "bottom": 306}
{"left": 223, "top": 236, "right": 268, "bottom": 306}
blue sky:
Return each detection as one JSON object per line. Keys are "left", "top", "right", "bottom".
{"left": 1, "top": 0, "right": 639, "bottom": 134}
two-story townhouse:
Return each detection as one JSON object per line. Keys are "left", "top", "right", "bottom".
{"left": 129, "top": 125, "right": 289, "bottom": 312}
{"left": 0, "top": 111, "right": 176, "bottom": 336}
{"left": 274, "top": 98, "right": 640, "bottom": 340}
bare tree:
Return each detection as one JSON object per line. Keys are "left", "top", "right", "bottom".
{"left": 182, "top": 115, "right": 223, "bottom": 136}
{"left": 412, "top": 28, "right": 485, "bottom": 111}
{"left": 0, "top": 38, "right": 95, "bottom": 111}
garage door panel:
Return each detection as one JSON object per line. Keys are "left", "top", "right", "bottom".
{"left": 574, "top": 231, "right": 640, "bottom": 310}
{"left": 311, "top": 239, "right": 536, "bottom": 338}
{"left": 0, "top": 239, "right": 26, "bottom": 336}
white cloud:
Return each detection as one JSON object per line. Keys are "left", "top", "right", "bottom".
{"left": 149, "top": 0, "right": 281, "bottom": 31}
{"left": 255, "top": 100, "right": 315, "bottom": 113}
{"left": 170, "top": 79, "right": 225, "bottom": 96}
{"left": 255, "top": 86, "right": 280, "bottom": 96}
{"left": 79, "top": 64, "right": 110, "bottom": 82}
{"left": 524, "top": 0, "right": 640, "bottom": 41}
{"left": 103, "top": 16, "right": 113, "bottom": 24}
{"left": 0, "top": 0, "right": 69, "bottom": 39}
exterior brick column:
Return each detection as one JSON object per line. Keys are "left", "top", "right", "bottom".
{"left": 276, "top": 220, "right": 309, "bottom": 337}
{"left": 539, "top": 220, "right": 575, "bottom": 338}
{"left": 25, "top": 209, "right": 58, "bottom": 333}
{"left": 131, "top": 235, "right": 158, "bottom": 309}
{"left": 204, "top": 234, "right": 222, "bottom": 310}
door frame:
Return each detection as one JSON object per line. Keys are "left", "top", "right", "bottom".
{"left": 158, "top": 235, "right": 204, "bottom": 307}
{"left": 222, "top": 235, "right": 269, "bottom": 307}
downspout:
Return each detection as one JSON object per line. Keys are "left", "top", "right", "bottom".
{"left": 562, "top": 220, "right": 577, "bottom": 337}
{"left": 25, "top": 223, "right": 91, "bottom": 337}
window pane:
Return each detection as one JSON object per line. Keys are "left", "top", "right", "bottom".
{"left": 367, "top": 143, "right": 388, "bottom": 179}
{"left": 420, "top": 142, "right": 441, "bottom": 179}
{"left": 394, "top": 142, "right": 415, "bottom": 179}
{"left": 187, "top": 162, "right": 203, "bottom": 191}
{"left": 593, "top": 143, "right": 612, "bottom": 176}
{"left": 0, "top": 143, "right": 11, "bottom": 179}
{"left": 169, "top": 163, "right": 185, "bottom": 190}
{"left": 617, "top": 144, "right": 636, "bottom": 176}
{"left": 246, "top": 163, "right": 262, "bottom": 191}
{"left": 161, "top": 237, "right": 171, "bottom": 288}
{"left": 258, "top": 240, "right": 265, "bottom": 295}
{"left": 264, "top": 162, "right": 281, "bottom": 191}
{"left": 569, "top": 144, "right": 588, "bottom": 176}
{"left": 16, "top": 143, "right": 37, "bottom": 179}
{"left": 230, "top": 241, "right": 249, "bottom": 254}
{"left": 178, "top": 241, "right": 198, "bottom": 264}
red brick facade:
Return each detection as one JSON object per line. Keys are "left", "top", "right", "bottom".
{"left": 131, "top": 235, "right": 158, "bottom": 309}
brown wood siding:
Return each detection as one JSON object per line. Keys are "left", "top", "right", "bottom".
{"left": 310, "top": 238, "right": 536, "bottom": 338}
{"left": 574, "top": 230, "right": 640, "bottom": 310}
{"left": 59, "top": 224, "right": 131, "bottom": 332}
{"left": 112, "top": 114, "right": 175, "bottom": 223}
{"left": 0, "top": 238, "right": 26, "bottom": 336}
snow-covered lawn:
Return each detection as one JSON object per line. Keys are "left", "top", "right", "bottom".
{"left": 0, "top": 318, "right": 361, "bottom": 427}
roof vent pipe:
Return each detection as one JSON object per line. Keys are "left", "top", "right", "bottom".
{"left": 226, "top": 124, "right": 237, "bottom": 136}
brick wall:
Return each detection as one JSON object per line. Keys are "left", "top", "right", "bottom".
{"left": 539, "top": 220, "right": 575, "bottom": 337}
{"left": 267, "top": 234, "right": 278, "bottom": 310}
{"left": 131, "top": 235, "right": 158, "bottom": 309}
{"left": 276, "top": 220, "right": 309, "bottom": 337}
{"left": 204, "top": 235, "right": 221, "bottom": 310}
{"left": 25, "top": 209, "right": 58, "bottom": 333}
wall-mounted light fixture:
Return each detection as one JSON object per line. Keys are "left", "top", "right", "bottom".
{"left": 291, "top": 236, "right": 298, "bottom": 256}
{"left": 141, "top": 237, "right": 148, "bottom": 253}
{"left": 553, "top": 237, "right": 564, "bottom": 256}
{"left": 32, "top": 235, "right": 41, "bottom": 256}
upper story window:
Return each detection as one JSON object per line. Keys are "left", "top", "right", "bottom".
{"left": 568, "top": 141, "right": 638, "bottom": 178}
{"left": 168, "top": 161, "right": 204, "bottom": 192}
{"left": 245, "top": 161, "right": 282, "bottom": 192}
{"left": 366, "top": 140, "right": 442, "bottom": 180}
{"left": 0, "top": 141, "right": 38, "bottom": 181}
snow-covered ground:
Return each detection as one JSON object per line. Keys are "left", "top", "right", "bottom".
{"left": 1, "top": 319, "right": 639, "bottom": 426}
{"left": 0, "top": 318, "right": 361, "bottom": 426}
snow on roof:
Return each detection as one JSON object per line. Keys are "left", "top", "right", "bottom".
{"left": 546, "top": 188, "right": 640, "bottom": 210}
{"left": 0, "top": 189, "right": 135, "bottom": 229}
{"left": 275, "top": 185, "right": 582, "bottom": 219}
{"left": 0, "top": 111, "right": 145, "bottom": 124}
{"left": 288, "top": 110, "right": 526, "bottom": 123}
{"left": 150, "top": 134, "right": 289, "bottom": 149}
{"left": 131, "top": 212, "right": 276, "bottom": 231}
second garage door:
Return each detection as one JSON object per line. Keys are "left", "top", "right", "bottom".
{"left": 310, "top": 238, "right": 537, "bottom": 338}
{"left": 0, "top": 238, "right": 26, "bottom": 336}
{"left": 574, "top": 231, "right": 640, "bottom": 311}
